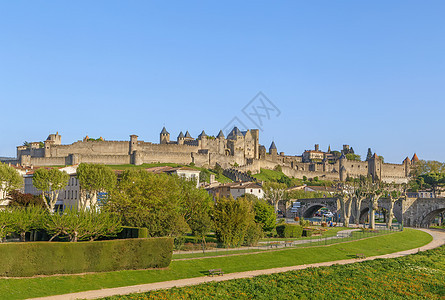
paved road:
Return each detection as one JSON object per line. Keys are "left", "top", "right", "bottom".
{"left": 30, "top": 228, "right": 445, "bottom": 300}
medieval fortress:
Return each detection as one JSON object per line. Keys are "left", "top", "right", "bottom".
{"left": 11, "top": 127, "right": 418, "bottom": 183}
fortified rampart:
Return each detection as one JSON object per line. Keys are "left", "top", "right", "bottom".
{"left": 9, "top": 128, "right": 415, "bottom": 183}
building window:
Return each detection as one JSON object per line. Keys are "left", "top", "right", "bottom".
{"left": 75, "top": 190, "right": 77, "bottom": 199}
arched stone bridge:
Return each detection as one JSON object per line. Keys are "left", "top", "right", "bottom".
{"left": 291, "top": 197, "right": 445, "bottom": 227}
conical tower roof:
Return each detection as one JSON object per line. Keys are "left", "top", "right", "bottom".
{"left": 269, "top": 141, "right": 277, "bottom": 150}
{"left": 177, "top": 131, "right": 184, "bottom": 139}
{"left": 412, "top": 153, "right": 419, "bottom": 162}
{"left": 198, "top": 130, "right": 207, "bottom": 139}
{"left": 185, "top": 131, "right": 192, "bottom": 138}
{"left": 217, "top": 130, "right": 225, "bottom": 139}
{"left": 160, "top": 127, "right": 169, "bottom": 135}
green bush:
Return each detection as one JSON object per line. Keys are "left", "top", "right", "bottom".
{"left": 275, "top": 224, "right": 303, "bottom": 238}
{"left": 243, "top": 223, "right": 264, "bottom": 246}
{"left": 0, "top": 237, "right": 173, "bottom": 277}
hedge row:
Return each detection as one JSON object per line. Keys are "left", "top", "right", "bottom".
{"left": 0, "top": 237, "right": 173, "bottom": 277}
{"left": 276, "top": 224, "right": 303, "bottom": 238}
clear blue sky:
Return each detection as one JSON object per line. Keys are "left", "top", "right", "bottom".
{"left": 1, "top": 1, "right": 444, "bottom": 163}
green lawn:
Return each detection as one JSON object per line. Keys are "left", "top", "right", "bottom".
{"left": 110, "top": 243, "right": 445, "bottom": 299}
{"left": 173, "top": 228, "right": 398, "bottom": 259}
{"left": 260, "top": 226, "right": 350, "bottom": 242}
{"left": 0, "top": 229, "right": 432, "bottom": 300}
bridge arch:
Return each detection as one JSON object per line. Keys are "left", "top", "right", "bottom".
{"left": 303, "top": 204, "right": 331, "bottom": 219}
{"left": 420, "top": 208, "right": 445, "bottom": 227}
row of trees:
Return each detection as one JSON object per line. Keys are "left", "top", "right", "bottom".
{"left": 336, "top": 177, "right": 406, "bottom": 229}
{"left": 0, "top": 206, "right": 121, "bottom": 242}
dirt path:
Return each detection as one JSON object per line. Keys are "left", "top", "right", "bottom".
{"left": 30, "top": 228, "right": 445, "bottom": 300}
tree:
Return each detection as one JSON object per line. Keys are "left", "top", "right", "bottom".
{"left": 44, "top": 208, "right": 121, "bottom": 242}
{"left": 32, "top": 168, "right": 69, "bottom": 214}
{"left": 353, "top": 176, "right": 372, "bottom": 225}
{"left": 238, "top": 193, "right": 276, "bottom": 232}
{"left": 412, "top": 160, "right": 445, "bottom": 177}
{"left": 213, "top": 196, "right": 256, "bottom": 247}
{"left": 263, "top": 182, "right": 287, "bottom": 213}
{"left": 180, "top": 179, "right": 213, "bottom": 249}
{"left": 0, "top": 163, "right": 23, "bottom": 197}
{"left": 213, "top": 164, "right": 223, "bottom": 176}
{"left": 335, "top": 183, "right": 355, "bottom": 227}
{"left": 0, "top": 209, "right": 15, "bottom": 242}
{"left": 346, "top": 153, "right": 361, "bottom": 161}
{"left": 77, "top": 163, "right": 117, "bottom": 210}
{"left": 253, "top": 198, "right": 276, "bottom": 232}
{"left": 106, "top": 170, "right": 188, "bottom": 237}
{"left": 420, "top": 172, "right": 445, "bottom": 198}
{"left": 11, "top": 206, "right": 46, "bottom": 241}
{"left": 8, "top": 190, "right": 45, "bottom": 207}
{"left": 367, "top": 180, "right": 386, "bottom": 229}
{"left": 385, "top": 183, "right": 405, "bottom": 228}
{"left": 199, "top": 169, "right": 211, "bottom": 183}
{"left": 366, "top": 148, "right": 373, "bottom": 161}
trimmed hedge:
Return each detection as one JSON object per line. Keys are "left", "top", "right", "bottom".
{"left": 0, "top": 237, "right": 173, "bottom": 277}
{"left": 276, "top": 224, "right": 303, "bottom": 238}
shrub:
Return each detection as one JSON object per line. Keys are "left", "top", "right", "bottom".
{"left": 243, "top": 223, "right": 263, "bottom": 246}
{"left": 321, "top": 222, "right": 327, "bottom": 228}
{"left": 0, "top": 237, "right": 173, "bottom": 277}
{"left": 299, "top": 218, "right": 310, "bottom": 227}
{"left": 275, "top": 224, "right": 303, "bottom": 238}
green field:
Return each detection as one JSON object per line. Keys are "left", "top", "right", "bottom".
{"left": 0, "top": 229, "right": 432, "bottom": 300}
{"left": 110, "top": 243, "right": 445, "bottom": 299}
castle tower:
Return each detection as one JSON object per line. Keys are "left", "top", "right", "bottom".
{"left": 216, "top": 130, "right": 226, "bottom": 155}
{"left": 269, "top": 141, "right": 277, "bottom": 161}
{"left": 250, "top": 129, "right": 260, "bottom": 159}
{"left": 322, "top": 157, "right": 328, "bottom": 172}
{"left": 338, "top": 153, "right": 346, "bottom": 180}
{"left": 129, "top": 135, "right": 138, "bottom": 154}
{"left": 198, "top": 130, "right": 207, "bottom": 148}
{"left": 160, "top": 127, "right": 170, "bottom": 144}
{"left": 340, "top": 166, "right": 347, "bottom": 182}
{"left": 411, "top": 153, "right": 419, "bottom": 165}
{"left": 368, "top": 153, "right": 381, "bottom": 181}
{"left": 403, "top": 156, "right": 411, "bottom": 177}
{"left": 177, "top": 131, "right": 185, "bottom": 145}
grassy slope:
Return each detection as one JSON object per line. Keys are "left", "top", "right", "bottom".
{"left": 113, "top": 243, "right": 445, "bottom": 300}
{"left": 0, "top": 229, "right": 431, "bottom": 300}
{"left": 252, "top": 168, "right": 288, "bottom": 182}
